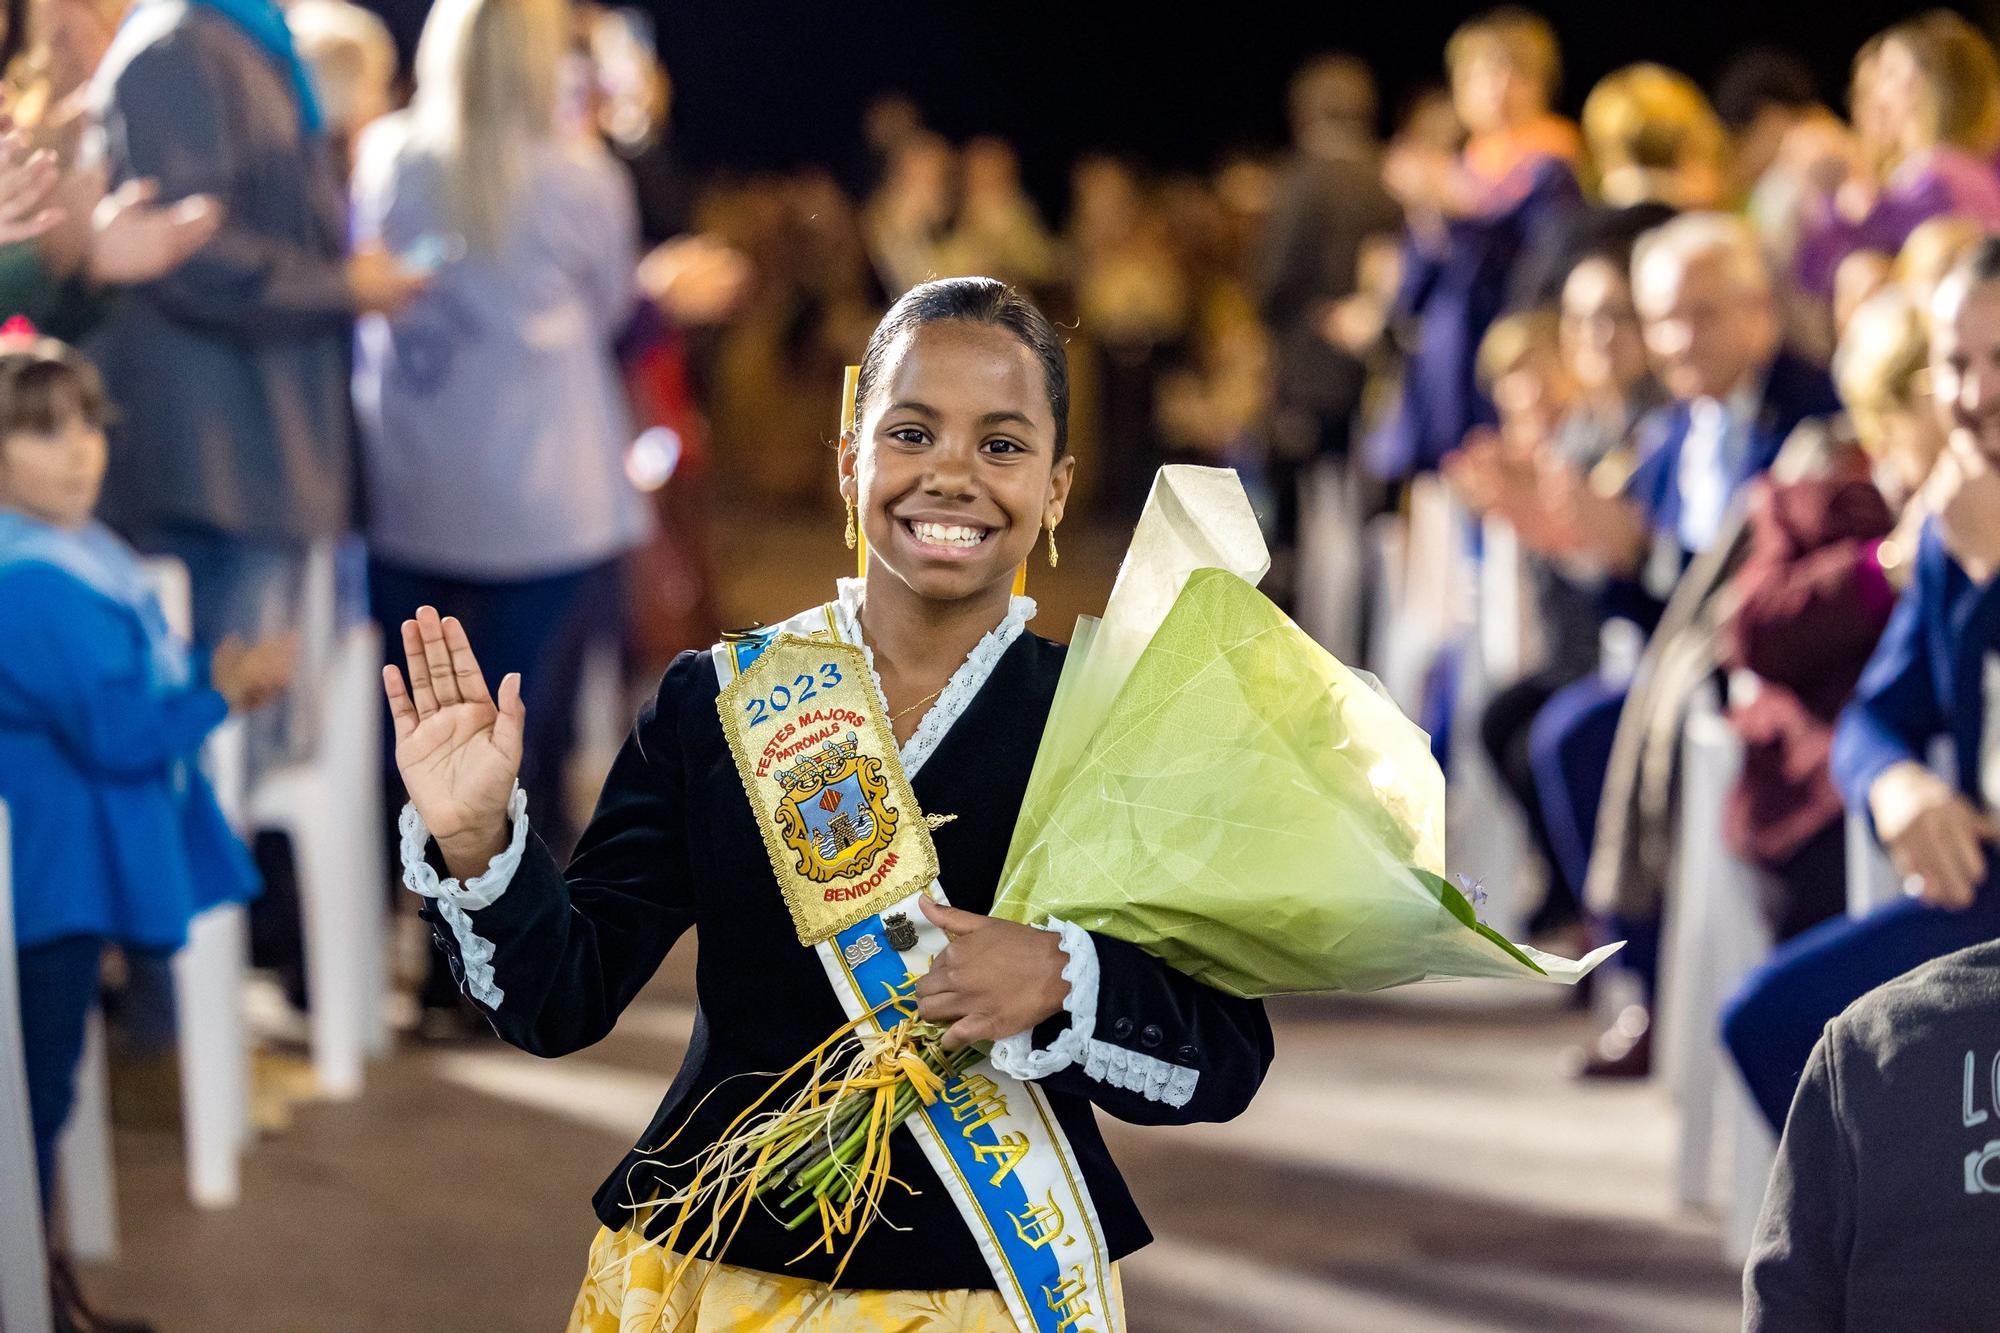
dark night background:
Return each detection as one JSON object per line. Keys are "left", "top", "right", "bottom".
{"left": 362, "top": 0, "right": 2000, "bottom": 205}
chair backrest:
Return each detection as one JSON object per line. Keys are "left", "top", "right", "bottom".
{"left": 0, "top": 800, "right": 58, "bottom": 1331}
{"left": 138, "top": 556, "right": 194, "bottom": 642}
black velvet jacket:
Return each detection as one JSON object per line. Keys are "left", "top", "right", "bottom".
{"left": 418, "top": 631, "right": 1274, "bottom": 1289}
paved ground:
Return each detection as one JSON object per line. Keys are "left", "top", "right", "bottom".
{"left": 80, "top": 965, "right": 1743, "bottom": 1332}
{"left": 73, "top": 504, "right": 1744, "bottom": 1330}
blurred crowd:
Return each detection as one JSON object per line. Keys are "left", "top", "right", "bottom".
{"left": 5, "top": 0, "right": 2000, "bottom": 1326}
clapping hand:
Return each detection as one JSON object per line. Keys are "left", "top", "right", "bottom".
{"left": 383, "top": 607, "right": 524, "bottom": 879}
{"left": 210, "top": 631, "right": 297, "bottom": 713}
{"left": 1930, "top": 431, "right": 2000, "bottom": 584}
{"left": 639, "top": 233, "right": 750, "bottom": 327}
{"left": 0, "top": 117, "right": 60, "bottom": 246}
{"left": 347, "top": 244, "right": 431, "bottom": 318}
{"left": 89, "top": 178, "right": 223, "bottom": 285}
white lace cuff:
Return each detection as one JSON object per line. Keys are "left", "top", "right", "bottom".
{"left": 398, "top": 785, "right": 530, "bottom": 911}
{"left": 1083, "top": 1040, "right": 1199, "bottom": 1109}
{"left": 398, "top": 786, "right": 529, "bottom": 1009}
{"left": 987, "top": 917, "right": 1202, "bottom": 1109}
{"left": 989, "top": 917, "right": 1098, "bottom": 1080}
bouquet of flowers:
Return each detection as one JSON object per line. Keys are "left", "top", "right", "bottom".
{"left": 990, "top": 465, "right": 1620, "bottom": 993}
{"left": 643, "top": 466, "right": 1616, "bottom": 1289}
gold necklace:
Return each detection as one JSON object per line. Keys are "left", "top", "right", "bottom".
{"left": 890, "top": 685, "right": 945, "bottom": 725}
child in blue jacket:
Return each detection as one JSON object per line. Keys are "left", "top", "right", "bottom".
{"left": 0, "top": 333, "right": 290, "bottom": 1321}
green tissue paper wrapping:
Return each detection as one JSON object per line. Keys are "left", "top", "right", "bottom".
{"left": 990, "top": 466, "right": 1621, "bottom": 998}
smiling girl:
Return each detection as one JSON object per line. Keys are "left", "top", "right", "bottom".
{"left": 387, "top": 277, "right": 1272, "bottom": 1329}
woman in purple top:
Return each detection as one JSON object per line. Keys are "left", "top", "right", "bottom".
{"left": 1795, "top": 12, "right": 2000, "bottom": 299}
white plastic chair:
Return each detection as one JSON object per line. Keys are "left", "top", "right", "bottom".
{"left": 53, "top": 1015, "right": 117, "bottom": 1262}
{"left": 247, "top": 558, "right": 387, "bottom": 1099}
{"left": 1444, "top": 515, "right": 1534, "bottom": 935}
{"left": 1476, "top": 515, "right": 1534, "bottom": 686}
{"left": 136, "top": 557, "right": 257, "bottom": 1210}
{"left": 1845, "top": 810, "right": 1902, "bottom": 918}
{"left": 1294, "top": 457, "right": 1368, "bottom": 664}
{"left": 1658, "top": 685, "right": 1777, "bottom": 1264}
{"left": 0, "top": 800, "right": 58, "bottom": 1332}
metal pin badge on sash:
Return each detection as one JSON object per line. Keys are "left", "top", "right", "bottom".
{"left": 718, "top": 636, "right": 939, "bottom": 945}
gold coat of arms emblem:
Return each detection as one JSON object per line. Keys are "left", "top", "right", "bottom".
{"left": 718, "top": 634, "right": 939, "bottom": 944}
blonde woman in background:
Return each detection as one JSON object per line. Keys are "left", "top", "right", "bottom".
{"left": 351, "top": 0, "right": 649, "bottom": 1030}
{"left": 1583, "top": 63, "right": 1729, "bottom": 211}
{"left": 1892, "top": 211, "right": 1987, "bottom": 309}
{"left": 1793, "top": 10, "right": 2000, "bottom": 297}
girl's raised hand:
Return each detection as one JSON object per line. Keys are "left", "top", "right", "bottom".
{"left": 384, "top": 607, "right": 524, "bottom": 877}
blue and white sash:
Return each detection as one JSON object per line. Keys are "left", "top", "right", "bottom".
{"left": 713, "top": 602, "right": 1120, "bottom": 1333}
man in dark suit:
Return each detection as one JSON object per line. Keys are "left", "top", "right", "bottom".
{"left": 1726, "top": 236, "right": 2000, "bottom": 1130}
{"left": 1514, "top": 213, "right": 1841, "bottom": 1075}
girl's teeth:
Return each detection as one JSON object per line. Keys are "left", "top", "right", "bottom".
{"left": 912, "top": 522, "right": 983, "bottom": 547}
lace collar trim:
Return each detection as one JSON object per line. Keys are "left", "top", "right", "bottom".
{"left": 831, "top": 577, "right": 1036, "bottom": 780}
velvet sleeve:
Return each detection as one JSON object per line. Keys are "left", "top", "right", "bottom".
{"left": 1030, "top": 930, "right": 1274, "bottom": 1127}
{"left": 413, "top": 652, "right": 703, "bottom": 1057}
{"left": 1831, "top": 529, "right": 1945, "bottom": 819}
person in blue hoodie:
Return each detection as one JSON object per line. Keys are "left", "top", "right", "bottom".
{"left": 0, "top": 332, "right": 290, "bottom": 1332}
{"left": 1724, "top": 236, "right": 2000, "bottom": 1132}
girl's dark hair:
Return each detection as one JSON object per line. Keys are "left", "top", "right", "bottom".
{"left": 853, "top": 277, "right": 1070, "bottom": 459}
{"left": 0, "top": 338, "right": 110, "bottom": 438}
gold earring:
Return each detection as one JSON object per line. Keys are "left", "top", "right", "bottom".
{"left": 843, "top": 495, "right": 857, "bottom": 551}
{"left": 1046, "top": 522, "right": 1059, "bottom": 570}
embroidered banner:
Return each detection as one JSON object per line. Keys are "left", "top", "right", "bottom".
{"left": 718, "top": 633, "right": 937, "bottom": 944}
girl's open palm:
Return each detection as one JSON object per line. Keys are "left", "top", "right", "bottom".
{"left": 383, "top": 607, "right": 524, "bottom": 865}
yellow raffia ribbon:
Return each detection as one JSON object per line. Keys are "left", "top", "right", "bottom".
{"left": 610, "top": 1004, "right": 963, "bottom": 1331}
{"left": 894, "top": 1051, "right": 946, "bottom": 1104}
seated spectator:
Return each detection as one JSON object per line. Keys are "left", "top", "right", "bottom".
{"left": 1743, "top": 937, "right": 2000, "bottom": 1331}
{"left": 1714, "top": 47, "right": 1841, "bottom": 362}
{"left": 1894, "top": 211, "right": 1987, "bottom": 307}
{"left": 1451, "top": 245, "right": 1664, "bottom": 940}
{"left": 1723, "top": 236, "right": 2000, "bottom": 1130}
{"left": 1510, "top": 62, "right": 1725, "bottom": 307}
{"left": 1721, "top": 287, "right": 1939, "bottom": 945}
{"left": 932, "top": 137, "right": 1061, "bottom": 293}
{"left": 0, "top": 332, "right": 288, "bottom": 1333}
{"left": 1511, "top": 213, "right": 1839, "bottom": 1075}
{"left": 1370, "top": 6, "right": 1582, "bottom": 481}
{"left": 1793, "top": 12, "right": 2000, "bottom": 299}
{"left": 1255, "top": 53, "right": 1401, "bottom": 604}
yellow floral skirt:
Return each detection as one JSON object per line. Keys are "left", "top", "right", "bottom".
{"left": 566, "top": 1224, "right": 1122, "bottom": 1332}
